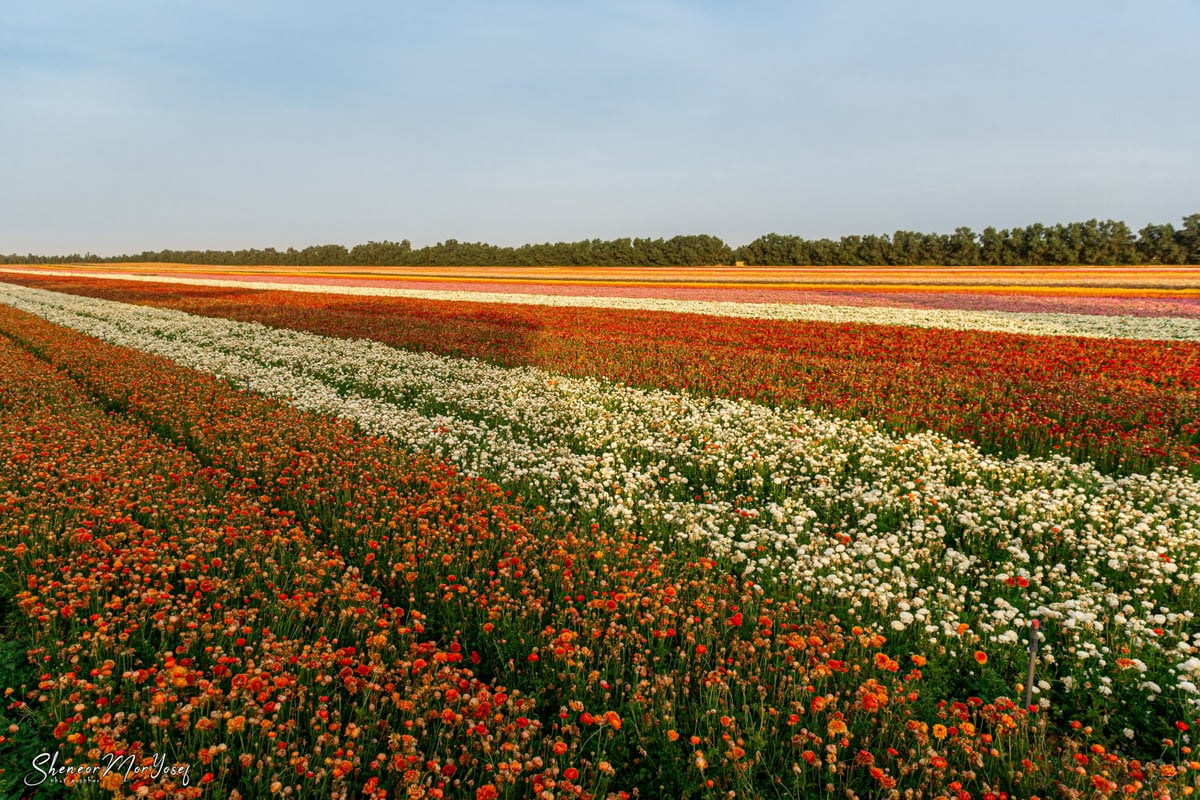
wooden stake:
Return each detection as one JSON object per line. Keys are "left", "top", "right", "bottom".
{"left": 1024, "top": 618, "right": 1040, "bottom": 710}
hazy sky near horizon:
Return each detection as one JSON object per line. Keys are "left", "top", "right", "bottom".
{"left": 3, "top": 1, "right": 1197, "bottom": 255}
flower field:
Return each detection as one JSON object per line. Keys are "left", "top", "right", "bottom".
{"left": 2, "top": 275, "right": 1200, "bottom": 798}
{"left": 5, "top": 267, "right": 1200, "bottom": 340}
{"left": 4, "top": 271, "right": 1200, "bottom": 477}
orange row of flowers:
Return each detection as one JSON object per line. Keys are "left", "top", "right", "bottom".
{"left": 0, "top": 302, "right": 1195, "bottom": 796}
{"left": 5, "top": 273, "right": 1199, "bottom": 476}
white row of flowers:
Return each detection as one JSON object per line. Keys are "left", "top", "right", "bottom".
{"left": 3, "top": 267, "right": 1200, "bottom": 341}
{"left": 4, "top": 282, "right": 1200, "bottom": 718}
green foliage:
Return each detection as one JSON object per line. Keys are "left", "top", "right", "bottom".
{"left": 2, "top": 214, "right": 1198, "bottom": 266}
{"left": 0, "top": 630, "right": 69, "bottom": 800}
{"left": 736, "top": 215, "right": 1192, "bottom": 266}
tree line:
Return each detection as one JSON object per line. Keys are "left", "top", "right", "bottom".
{"left": 4, "top": 215, "right": 1198, "bottom": 267}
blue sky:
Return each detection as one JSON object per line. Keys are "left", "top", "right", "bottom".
{"left": 2, "top": 1, "right": 1197, "bottom": 255}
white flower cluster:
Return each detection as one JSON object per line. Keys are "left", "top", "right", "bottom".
{"left": 2, "top": 268, "right": 1199, "bottom": 341}
{"left": 4, "top": 282, "right": 1200, "bottom": 711}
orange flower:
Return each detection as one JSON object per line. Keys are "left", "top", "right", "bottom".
{"left": 973, "top": 650, "right": 988, "bottom": 665}
{"left": 873, "top": 652, "right": 899, "bottom": 672}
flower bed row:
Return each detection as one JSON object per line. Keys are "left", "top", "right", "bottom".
{"left": 3, "top": 274, "right": 1199, "bottom": 478}
{"left": 3, "top": 284, "right": 1200, "bottom": 768}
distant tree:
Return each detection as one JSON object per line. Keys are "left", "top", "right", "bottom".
{"left": 669, "top": 234, "right": 733, "bottom": 265}
{"left": 857, "top": 234, "right": 891, "bottom": 266}
{"left": 1021, "top": 223, "right": 1052, "bottom": 264}
{"left": 1180, "top": 214, "right": 1200, "bottom": 264}
{"left": 890, "top": 231, "right": 921, "bottom": 266}
{"left": 736, "top": 234, "right": 798, "bottom": 265}
{"left": 1137, "top": 224, "right": 1185, "bottom": 264}
{"left": 946, "top": 227, "right": 980, "bottom": 265}
{"left": 1000, "top": 228, "right": 1025, "bottom": 265}
{"left": 836, "top": 235, "right": 864, "bottom": 266}
{"left": 1043, "top": 224, "right": 1072, "bottom": 264}
{"left": 806, "top": 238, "right": 835, "bottom": 265}
{"left": 1072, "top": 220, "right": 1099, "bottom": 264}
{"left": 350, "top": 240, "right": 412, "bottom": 265}
{"left": 918, "top": 233, "right": 950, "bottom": 265}
{"left": 1096, "top": 220, "right": 1137, "bottom": 265}
{"left": 978, "top": 226, "right": 1006, "bottom": 265}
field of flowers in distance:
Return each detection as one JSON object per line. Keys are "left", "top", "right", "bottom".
{"left": 2, "top": 265, "right": 1200, "bottom": 799}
